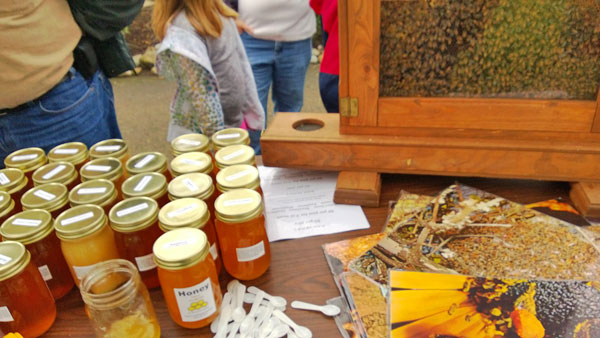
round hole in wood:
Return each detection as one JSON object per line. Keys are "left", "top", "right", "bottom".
{"left": 292, "top": 119, "right": 324, "bottom": 131}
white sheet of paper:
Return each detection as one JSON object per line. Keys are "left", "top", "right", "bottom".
{"left": 258, "top": 166, "right": 370, "bottom": 241}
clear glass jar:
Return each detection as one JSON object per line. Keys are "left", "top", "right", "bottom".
{"left": 170, "top": 152, "right": 216, "bottom": 182}
{"left": 89, "top": 139, "right": 130, "bottom": 167}
{"left": 0, "top": 210, "right": 74, "bottom": 300}
{"left": 125, "top": 152, "right": 172, "bottom": 182}
{"left": 32, "top": 161, "right": 79, "bottom": 190}
{"left": 215, "top": 189, "right": 270, "bottom": 280}
{"left": 54, "top": 205, "right": 121, "bottom": 285}
{"left": 214, "top": 145, "right": 256, "bottom": 174}
{"left": 69, "top": 179, "right": 120, "bottom": 215}
{"left": 80, "top": 259, "right": 160, "bottom": 338}
{"left": 80, "top": 158, "right": 126, "bottom": 198}
{"left": 108, "top": 197, "right": 162, "bottom": 289}
{"left": 158, "top": 198, "right": 222, "bottom": 275}
{"left": 216, "top": 164, "right": 262, "bottom": 198}
{"left": 0, "top": 192, "right": 16, "bottom": 226}
{"left": 153, "top": 228, "right": 221, "bottom": 329}
{"left": 0, "top": 241, "right": 56, "bottom": 337}
{"left": 3, "top": 148, "right": 47, "bottom": 190}
{"left": 0, "top": 168, "right": 29, "bottom": 213}
{"left": 21, "top": 183, "right": 70, "bottom": 219}
{"left": 48, "top": 142, "right": 89, "bottom": 171}
{"left": 170, "top": 133, "right": 212, "bottom": 157}
{"left": 122, "top": 173, "right": 169, "bottom": 208}
{"left": 211, "top": 128, "right": 250, "bottom": 152}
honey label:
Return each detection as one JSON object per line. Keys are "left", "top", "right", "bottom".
{"left": 135, "top": 253, "right": 157, "bottom": 272}
{"left": 167, "top": 204, "right": 198, "bottom": 218}
{"left": 225, "top": 169, "right": 253, "bottom": 182}
{"left": 134, "top": 154, "right": 156, "bottom": 169}
{"left": 95, "top": 145, "right": 121, "bottom": 152}
{"left": 85, "top": 165, "right": 112, "bottom": 172}
{"left": 181, "top": 159, "right": 205, "bottom": 167}
{"left": 42, "top": 164, "right": 66, "bottom": 179}
{"left": 0, "top": 254, "right": 12, "bottom": 265}
{"left": 223, "top": 149, "right": 245, "bottom": 161}
{"left": 38, "top": 265, "right": 53, "bottom": 281}
{"left": 0, "top": 195, "right": 3, "bottom": 202}
{"left": 174, "top": 277, "right": 217, "bottom": 322}
{"left": 223, "top": 198, "right": 253, "bottom": 207}
{"left": 78, "top": 187, "right": 107, "bottom": 195}
{"left": 210, "top": 243, "right": 218, "bottom": 260}
{"left": 178, "top": 139, "right": 202, "bottom": 146}
{"left": 133, "top": 176, "right": 152, "bottom": 192}
{"left": 116, "top": 202, "right": 148, "bottom": 217}
{"left": 12, "top": 218, "right": 42, "bottom": 227}
{"left": 33, "top": 189, "right": 56, "bottom": 201}
{"left": 216, "top": 133, "right": 240, "bottom": 140}
{"left": 73, "top": 263, "right": 98, "bottom": 280}
{"left": 61, "top": 211, "right": 94, "bottom": 226}
{"left": 0, "top": 173, "right": 10, "bottom": 185}
{"left": 182, "top": 178, "right": 199, "bottom": 192}
{"left": 53, "top": 148, "right": 78, "bottom": 155}
{"left": 236, "top": 241, "right": 265, "bottom": 262}
{"left": 11, "top": 154, "right": 38, "bottom": 162}
{"left": 164, "top": 238, "right": 197, "bottom": 249}
{"left": 0, "top": 306, "right": 14, "bottom": 322}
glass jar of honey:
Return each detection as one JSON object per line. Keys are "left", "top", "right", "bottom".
{"left": 170, "top": 133, "right": 211, "bottom": 157}
{"left": 153, "top": 228, "right": 221, "bottom": 328}
{"left": 0, "top": 169, "right": 27, "bottom": 214}
{"left": 3, "top": 148, "right": 47, "bottom": 189}
{"left": 32, "top": 162, "right": 79, "bottom": 190}
{"left": 0, "top": 241, "right": 56, "bottom": 337}
{"left": 0, "top": 210, "right": 74, "bottom": 300}
{"left": 167, "top": 173, "right": 217, "bottom": 227}
{"left": 122, "top": 173, "right": 169, "bottom": 208}
{"left": 80, "top": 259, "right": 160, "bottom": 338}
{"left": 216, "top": 164, "right": 262, "bottom": 196}
{"left": 80, "top": 158, "right": 126, "bottom": 198}
{"left": 69, "top": 179, "right": 119, "bottom": 215}
{"left": 0, "top": 192, "right": 16, "bottom": 226}
{"left": 125, "top": 152, "right": 172, "bottom": 182}
{"left": 211, "top": 128, "right": 250, "bottom": 151}
{"left": 108, "top": 197, "right": 162, "bottom": 289}
{"left": 214, "top": 189, "right": 270, "bottom": 280}
{"left": 170, "top": 152, "right": 215, "bottom": 181}
{"left": 158, "top": 198, "right": 222, "bottom": 274}
{"left": 21, "top": 183, "right": 70, "bottom": 219}
{"left": 89, "top": 139, "right": 130, "bottom": 166}
{"left": 214, "top": 145, "right": 256, "bottom": 174}
{"left": 47, "top": 142, "right": 89, "bottom": 171}
{"left": 54, "top": 205, "right": 120, "bottom": 285}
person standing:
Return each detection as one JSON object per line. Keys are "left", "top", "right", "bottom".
{"left": 311, "top": 0, "right": 339, "bottom": 113}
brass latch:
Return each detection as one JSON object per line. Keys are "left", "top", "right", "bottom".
{"left": 340, "top": 97, "right": 358, "bottom": 117}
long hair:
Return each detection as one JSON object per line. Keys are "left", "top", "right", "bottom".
{"left": 152, "top": 0, "right": 238, "bottom": 40}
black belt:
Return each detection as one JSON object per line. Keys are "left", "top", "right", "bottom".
{"left": 0, "top": 71, "right": 73, "bottom": 116}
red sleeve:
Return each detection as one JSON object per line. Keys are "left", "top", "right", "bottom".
{"left": 310, "top": 0, "right": 323, "bottom": 14}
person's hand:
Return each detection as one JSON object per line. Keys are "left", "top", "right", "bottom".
{"left": 235, "top": 19, "right": 253, "bottom": 34}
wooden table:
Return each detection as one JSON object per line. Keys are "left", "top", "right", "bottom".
{"left": 44, "top": 174, "right": 572, "bottom": 337}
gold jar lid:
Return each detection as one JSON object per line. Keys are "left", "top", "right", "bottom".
{"left": 216, "top": 164, "right": 260, "bottom": 192}
{"left": 122, "top": 173, "right": 167, "bottom": 200}
{"left": 4, "top": 147, "right": 47, "bottom": 173}
{"left": 109, "top": 197, "right": 159, "bottom": 233}
{"left": 125, "top": 152, "right": 168, "bottom": 177}
{"left": 171, "top": 133, "right": 211, "bottom": 156}
{"left": 48, "top": 142, "right": 89, "bottom": 166}
{"left": 211, "top": 128, "right": 250, "bottom": 151}
{"left": 21, "top": 183, "right": 69, "bottom": 212}
{"left": 215, "top": 189, "right": 263, "bottom": 223}
{"left": 32, "top": 161, "right": 78, "bottom": 186}
{"left": 167, "top": 173, "right": 214, "bottom": 200}
{"left": 0, "top": 241, "right": 30, "bottom": 282}
{"left": 153, "top": 228, "right": 209, "bottom": 270}
{"left": 54, "top": 204, "right": 107, "bottom": 241}
{"left": 89, "top": 139, "right": 129, "bottom": 160}
{"left": 80, "top": 157, "right": 123, "bottom": 182}
{"left": 215, "top": 145, "right": 255, "bottom": 169}
{"left": 158, "top": 198, "right": 210, "bottom": 232}
{"left": 69, "top": 179, "right": 117, "bottom": 207}
{"left": 170, "top": 152, "right": 213, "bottom": 177}
{"left": 0, "top": 210, "right": 53, "bottom": 245}
{"left": 0, "top": 168, "right": 28, "bottom": 194}
{"left": 0, "top": 192, "right": 15, "bottom": 219}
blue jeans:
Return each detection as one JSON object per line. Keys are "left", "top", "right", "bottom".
{"left": 0, "top": 68, "right": 121, "bottom": 166}
{"left": 319, "top": 73, "right": 339, "bottom": 113}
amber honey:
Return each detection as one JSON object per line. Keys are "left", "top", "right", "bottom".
{"left": 48, "top": 142, "right": 89, "bottom": 171}
{"left": 125, "top": 152, "right": 172, "bottom": 182}
{"left": 0, "top": 168, "right": 29, "bottom": 213}
{"left": 215, "top": 164, "right": 262, "bottom": 197}
{"left": 21, "top": 183, "right": 70, "bottom": 219}
{"left": 122, "top": 173, "right": 169, "bottom": 208}
{"left": 170, "top": 152, "right": 215, "bottom": 183}
{"left": 69, "top": 179, "right": 120, "bottom": 214}
{"left": 4, "top": 148, "right": 47, "bottom": 190}
{"left": 32, "top": 161, "right": 79, "bottom": 190}
{"left": 80, "top": 158, "right": 126, "bottom": 198}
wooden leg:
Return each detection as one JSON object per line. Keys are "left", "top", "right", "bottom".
{"left": 570, "top": 182, "right": 600, "bottom": 218}
{"left": 334, "top": 171, "right": 381, "bottom": 207}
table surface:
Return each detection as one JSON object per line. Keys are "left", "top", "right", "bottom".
{"left": 43, "top": 174, "right": 573, "bottom": 337}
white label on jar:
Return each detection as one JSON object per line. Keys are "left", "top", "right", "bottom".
{"left": 164, "top": 238, "right": 197, "bottom": 249}
{"left": 61, "top": 211, "right": 94, "bottom": 226}
{"left": 78, "top": 187, "right": 107, "bottom": 195}
{"left": 11, "top": 154, "right": 38, "bottom": 162}
{"left": 178, "top": 139, "right": 202, "bottom": 146}
{"left": 134, "top": 154, "right": 156, "bottom": 169}
{"left": 42, "top": 164, "right": 66, "bottom": 180}
{"left": 167, "top": 204, "right": 198, "bottom": 218}
{"left": 38, "top": 265, "right": 53, "bottom": 281}
{"left": 0, "top": 195, "right": 3, "bottom": 202}
{"left": 116, "top": 203, "right": 148, "bottom": 217}
{"left": 181, "top": 159, "right": 205, "bottom": 167}
{"left": 236, "top": 241, "right": 265, "bottom": 262}
{"left": 225, "top": 169, "right": 253, "bottom": 182}
{"left": 223, "top": 198, "right": 253, "bottom": 207}
{"left": 223, "top": 149, "right": 245, "bottom": 161}
{"left": 134, "top": 176, "right": 152, "bottom": 192}
{"left": 12, "top": 218, "right": 42, "bottom": 227}
{"left": 0, "top": 307, "right": 14, "bottom": 322}
{"left": 33, "top": 189, "right": 56, "bottom": 201}
{"left": 174, "top": 278, "right": 217, "bottom": 322}
{"left": 182, "top": 178, "right": 199, "bottom": 192}
{"left": 85, "top": 165, "right": 112, "bottom": 172}
{"left": 210, "top": 243, "right": 218, "bottom": 260}
{"left": 216, "top": 133, "right": 240, "bottom": 140}
{"left": 0, "top": 254, "right": 12, "bottom": 265}
{"left": 135, "top": 253, "right": 157, "bottom": 272}
{"left": 95, "top": 145, "right": 121, "bottom": 152}
{"left": 0, "top": 173, "right": 8, "bottom": 185}
{"left": 73, "top": 263, "right": 98, "bottom": 280}
{"left": 54, "top": 148, "right": 78, "bottom": 155}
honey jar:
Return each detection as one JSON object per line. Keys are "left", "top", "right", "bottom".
{"left": 170, "top": 152, "right": 215, "bottom": 181}
{"left": 125, "top": 152, "right": 172, "bottom": 182}
{"left": 211, "top": 128, "right": 250, "bottom": 151}
{"left": 69, "top": 179, "right": 120, "bottom": 214}
{"left": 122, "top": 173, "right": 169, "bottom": 208}
{"left": 214, "top": 145, "right": 256, "bottom": 173}
{"left": 0, "top": 192, "right": 16, "bottom": 226}
{"left": 1, "top": 210, "right": 74, "bottom": 299}
{"left": 80, "top": 158, "right": 126, "bottom": 198}
{"left": 0, "top": 169, "right": 27, "bottom": 214}
{"left": 214, "top": 189, "right": 270, "bottom": 280}
{"left": 216, "top": 164, "right": 262, "bottom": 196}
{"left": 108, "top": 197, "right": 162, "bottom": 289}
{"left": 89, "top": 139, "right": 130, "bottom": 166}
{"left": 21, "top": 183, "right": 70, "bottom": 219}
{"left": 153, "top": 228, "right": 221, "bottom": 328}
{"left": 3, "top": 148, "right": 47, "bottom": 189}
{"left": 32, "top": 162, "right": 79, "bottom": 190}
{"left": 170, "top": 133, "right": 211, "bottom": 157}
{"left": 47, "top": 142, "right": 89, "bottom": 171}
{"left": 158, "top": 198, "right": 222, "bottom": 274}
{"left": 0, "top": 241, "right": 56, "bottom": 337}
{"left": 54, "top": 205, "right": 120, "bottom": 285}
{"left": 168, "top": 173, "right": 217, "bottom": 227}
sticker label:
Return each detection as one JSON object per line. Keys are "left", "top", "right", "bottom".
{"left": 223, "top": 149, "right": 245, "bottom": 161}
{"left": 164, "top": 238, "right": 197, "bottom": 249}
{"left": 33, "top": 189, "right": 56, "bottom": 201}
{"left": 11, "top": 154, "right": 38, "bottom": 162}
{"left": 178, "top": 139, "right": 202, "bottom": 146}
{"left": 0, "top": 307, "right": 14, "bottom": 322}
{"left": 236, "top": 241, "right": 265, "bottom": 262}
{"left": 12, "top": 218, "right": 42, "bottom": 227}
{"left": 85, "top": 165, "right": 112, "bottom": 172}
{"left": 182, "top": 178, "right": 199, "bottom": 192}
{"left": 0, "top": 254, "right": 12, "bottom": 265}
{"left": 54, "top": 148, "right": 78, "bottom": 155}
{"left": 61, "top": 211, "right": 94, "bottom": 226}
{"left": 216, "top": 133, "right": 240, "bottom": 140}
{"left": 73, "top": 263, "right": 98, "bottom": 280}
{"left": 116, "top": 203, "right": 149, "bottom": 217}
{"left": 95, "top": 145, "right": 121, "bottom": 152}
{"left": 135, "top": 253, "right": 157, "bottom": 272}
{"left": 167, "top": 204, "right": 198, "bottom": 218}
{"left": 0, "top": 173, "right": 8, "bottom": 185}
{"left": 174, "top": 278, "right": 217, "bottom": 322}
{"left": 134, "top": 154, "right": 156, "bottom": 169}
{"left": 225, "top": 169, "right": 253, "bottom": 182}
{"left": 0, "top": 195, "right": 3, "bottom": 202}
{"left": 210, "top": 243, "right": 218, "bottom": 260}
{"left": 223, "top": 198, "right": 253, "bottom": 207}
{"left": 133, "top": 176, "right": 152, "bottom": 192}
{"left": 38, "top": 265, "right": 53, "bottom": 281}
{"left": 42, "top": 164, "right": 66, "bottom": 180}
{"left": 78, "top": 187, "right": 107, "bottom": 195}
{"left": 181, "top": 159, "right": 205, "bottom": 167}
